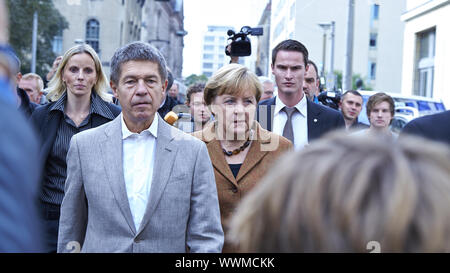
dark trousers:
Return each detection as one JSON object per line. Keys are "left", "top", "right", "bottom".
{"left": 41, "top": 203, "right": 60, "bottom": 253}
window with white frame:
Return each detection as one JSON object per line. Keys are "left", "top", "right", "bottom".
{"left": 414, "top": 28, "right": 435, "bottom": 97}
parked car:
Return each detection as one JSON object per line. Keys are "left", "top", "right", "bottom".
{"left": 357, "top": 91, "right": 447, "bottom": 131}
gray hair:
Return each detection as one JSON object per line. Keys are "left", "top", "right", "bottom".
{"left": 258, "top": 76, "right": 273, "bottom": 85}
{"left": 110, "top": 42, "right": 168, "bottom": 84}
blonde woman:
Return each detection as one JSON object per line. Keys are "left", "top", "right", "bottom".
{"left": 229, "top": 132, "right": 450, "bottom": 252}
{"left": 30, "top": 44, "right": 121, "bottom": 252}
{"left": 192, "top": 64, "right": 293, "bottom": 252}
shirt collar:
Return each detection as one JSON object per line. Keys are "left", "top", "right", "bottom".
{"left": 121, "top": 112, "right": 158, "bottom": 140}
{"left": 275, "top": 94, "right": 307, "bottom": 117}
{"left": 49, "top": 91, "right": 115, "bottom": 120}
{"left": 49, "top": 91, "right": 67, "bottom": 112}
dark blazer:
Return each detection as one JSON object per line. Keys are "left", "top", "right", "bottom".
{"left": 401, "top": 110, "right": 450, "bottom": 145}
{"left": 30, "top": 98, "right": 121, "bottom": 164}
{"left": 17, "top": 87, "right": 38, "bottom": 118}
{"left": 257, "top": 96, "right": 345, "bottom": 142}
{"left": 158, "top": 95, "right": 180, "bottom": 120}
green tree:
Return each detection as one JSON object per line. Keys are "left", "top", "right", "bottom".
{"left": 334, "top": 70, "right": 373, "bottom": 91}
{"left": 184, "top": 74, "right": 209, "bottom": 87}
{"left": 7, "top": 0, "right": 68, "bottom": 77}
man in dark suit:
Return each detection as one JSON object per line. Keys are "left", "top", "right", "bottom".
{"left": 401, "top": 110, "right": 450, "bottom": 145}
{"left": 258, "top": 39, "right": 344, "bottom": 149}
{"left": 158, "top": 67, "right": 180, "bottom": 119}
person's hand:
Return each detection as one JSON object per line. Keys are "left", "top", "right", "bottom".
{"left": 46, "top": 55, "right": 63, "bottom": 81}
{"left": 0, "top": 0, "right": 9, "bottom": 44}
{"left": 226, "top": 44, "right": 239, "bottom": 64}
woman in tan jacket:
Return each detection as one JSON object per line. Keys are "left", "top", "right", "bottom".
{"left": 192, "top": 64, "right": 293, "bottom": 252}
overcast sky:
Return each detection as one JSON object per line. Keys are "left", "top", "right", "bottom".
{"left": 182, "top": 0, "right": 269, "bottom": 77}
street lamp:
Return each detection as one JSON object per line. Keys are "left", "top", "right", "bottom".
{"left": 318, "top": 21, "right": 336, "bottom": 91}
{"left": 317, "top": 22, "right": 331, "bottom": 78}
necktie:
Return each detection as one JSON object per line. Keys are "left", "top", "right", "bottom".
{"left": 282, "top": 106, "right": 296, "bottom": 144}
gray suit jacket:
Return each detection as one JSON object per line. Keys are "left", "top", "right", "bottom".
{"left": 57, "top": 114, "right": 224, "bottom": 253}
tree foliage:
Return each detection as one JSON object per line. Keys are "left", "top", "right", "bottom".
{"left": 334, "top": 70, "right": 373, "bottom": 91}
{"left": 7, "top": 0, "right": 68, "bottom": 77}
{"left": 184, "top": 74, "right": 209, "bottom": 87}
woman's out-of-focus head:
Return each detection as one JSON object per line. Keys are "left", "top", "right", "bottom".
{"left": 46, "top": 44, "right": 110, "bottom": 102}
{"left": 229, "top": 131, "right": 450, "bottom": 252}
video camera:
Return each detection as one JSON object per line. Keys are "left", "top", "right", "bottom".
{"left": 317, "top": 90, "right": 342, "bottom": 110}
{"left": 225, "top": 26, "right": 263, "bottom": 57}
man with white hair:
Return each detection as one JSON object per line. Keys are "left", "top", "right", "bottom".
{"left": 258, "top": 76, "right": 275, "bottom": 102}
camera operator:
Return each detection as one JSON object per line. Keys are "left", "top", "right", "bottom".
{"left": 225, "top": 44, "right": 239, "bottom": 64}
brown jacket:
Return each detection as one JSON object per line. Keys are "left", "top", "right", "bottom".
{"left": 192, "top": 121, "right": 293, "bottom": 252}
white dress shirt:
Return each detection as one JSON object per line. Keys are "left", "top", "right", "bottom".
{"left": 121, "top": 113, "right": 158, "bottom": 231}
{"left": 273, "top": 95, "right": 308, "bottom": 150}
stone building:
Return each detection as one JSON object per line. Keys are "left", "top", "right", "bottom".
{"left": 52, "top": 0, "right": 145, "bottom": 76}
{"left": 141, "top": 0, "right": 185, "bottom": 80}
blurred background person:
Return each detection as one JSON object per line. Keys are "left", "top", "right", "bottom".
{"left": 258, "top": 76, "right": 275, "bottom": 102}
{"left": 0, "top": 0, "right": 44, "bottom": 252}
{"left": 193, "top": 64, "right": 292, "bottom": 252}
{"left": 185, "top": 82, "right": 211, "bottom": 132}
{"left": 339, "top": 90, "right": 368, "bottom": 131}
{"left": 19, "top": 72, "right": 45, "bottom": 105}
{"left": 229, "top": 132, "right": 450, "bottom": 252}
{"left": 158, "top": 67, "right": 179, "bottom": 119}
{"left": 168, "top": 80, "right": 181, "bottom": 104}
{"left": 30, "top": 44, "right": 121, "bottom": 252}
{"left": 353, "top": 92, "right": 395, "bottom": 137}
{"left": 303, "top": 60, "right": 320, "bottom": 104}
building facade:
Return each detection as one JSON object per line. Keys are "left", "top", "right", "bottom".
{"left": 270, "top": 0, "right": 406, "bottom": 93}
{"left": 400, "top": 0, "right": 450, "bottom": 108}
{"left": 201, "top": 25, "right": 235, "bottom": 77}
{"left": 141, "top": 0, "right": 185, "bottom": 80}
{"left": 52, "top": 0, "right": 145, "bottom": 77}
{"left": 255, "top": 1, "right": 272, "bottom": 77}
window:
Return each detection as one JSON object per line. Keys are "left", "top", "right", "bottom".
{"left": 203, "top": 54, "right": 213, "bottom": 60}
{"left": 52, "top": 26, "right": 63, "bottom": 55}
{"left": 86, "top": 19, "right": 100, "bottom": 53}
{"left": 203, "top": 45, "right": 214, "bottom": 51}
{"left": 204, "top": 36, "right": 214, "bottom": 42}
{"left": 371, "top": 4, "right": 379, "bottom": 20}
{"left": 414, "top": 28, "right": 435, "bottom": 97}
{"left": 369, "top": 62, "right": 376, "bottom": 80}
{"left": 203, "top": 63, "right": 213, "bottom": 69}
{"left": 369, "top": 33, "right": 377, "bottom": 48}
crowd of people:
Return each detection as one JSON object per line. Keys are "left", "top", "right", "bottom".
{"left": 1, "top": 0, "right": 450, "bottom": 253}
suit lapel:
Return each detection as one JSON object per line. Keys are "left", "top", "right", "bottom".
{"left": 100, "top": 116, "right": 137, "bottom": 234}
{"left": 137, "top": 116, "right": 178, "bottom": 235}
{"left": 307, "top": 100, "right": 322, "bottom": 141}
{"left": 257, "top": 97, "right": 276, "bottom": 131}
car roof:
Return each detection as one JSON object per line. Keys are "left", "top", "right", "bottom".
{"left": 357, "top": 90, "right": 444, "bottom": 103}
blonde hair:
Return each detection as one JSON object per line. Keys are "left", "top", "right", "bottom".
{"left": 229, "top": 131, "right": 450, "bottom": 252}
{"left": 204, "top": 64, "right": 262, "bottom": 105}
{"left": 46, "top": 44, "right": 111, "bottom": 102}
{"left": 21, "top": 73, "right": 44, "bottom": 92}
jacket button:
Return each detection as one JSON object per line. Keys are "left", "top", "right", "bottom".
{"left": 231, "top": 186, "right": 238, "bottom": 193}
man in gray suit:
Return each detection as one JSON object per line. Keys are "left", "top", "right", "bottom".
{"left": 57, "top": 42, "right": 224, "bottom": 253}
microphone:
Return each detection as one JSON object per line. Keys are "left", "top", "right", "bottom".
{"left": 164, "top": 111, "right": 178, "bottom": 125}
